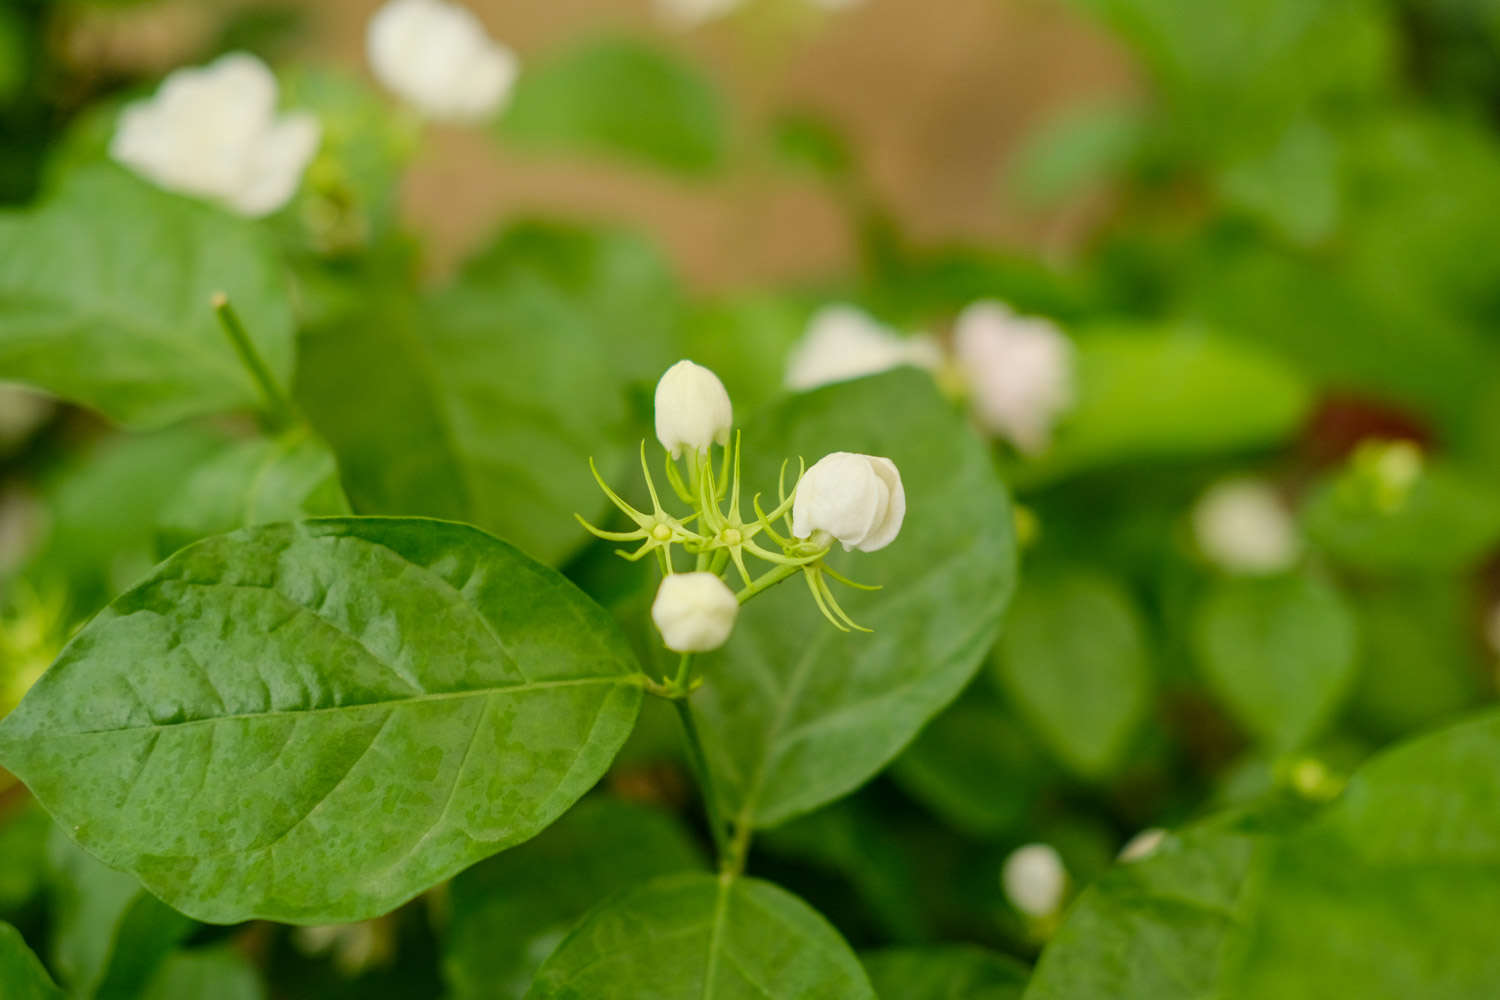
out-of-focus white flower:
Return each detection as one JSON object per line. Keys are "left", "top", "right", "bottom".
{"left": 0, "top": 384, "right": 54, "bottom": 453}
{"left": 785, "top": 305, "right": 943, "bottom": 392}
{"left": 792, "top": 452, "right": 905, "bottom": 553}
{"left": 1192, "top": 477, "right": 1300, "bottom": 575}
{"left": 655, "top": 0, "right": 743, "bottom": 27}
{"left": 1117, "top": 827, "right": 1167, "bottom": 863}
{"left": 953, "top": 301, "right": 1074, "bottom": 454}
{"left": 655, "top": 360, "right": 733, "bottom": 458}
{"left": 652, "top": 572, "right": 740, "bottom": 652}
{"left": 367, "top": 0, "right": 519, "bottom": 122}
{"left": 110, "top": 52, "right": 320, "bottom": 217}
{"left": 1002, "top": 843, "right": 1067, "bottom": 918}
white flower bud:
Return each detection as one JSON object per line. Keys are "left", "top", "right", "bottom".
{"left": 791, "top": 452, "right": 905, "bottom": 553}
{"left": 1192, "top": 477, "right": 1300, "bottom": 575}
{"left": 651, "top": 573, "right": 739, "bottom": 652}
{"left": 1002, "top": 843, "right": 1067, "bottom": 918}
{"left": 1117, "top": 827, "right": 1167, "bottom": 863}
{"left": 953, "top": 301, "right": 1074, "bottom": 454}
{"left": 654, "top": 360, "right": 733, "bottom": 458}
{"left": 367, "top": 0, "right": 519, "bottom": 122}
{"left": 785, "top": 305, "right": 942, "bottom": 392}
{"left": 110, "top": 53, "right": 321, "bottom": 217}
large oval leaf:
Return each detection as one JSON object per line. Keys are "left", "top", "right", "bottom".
{"left": 0, "top": 518, "right": 645, "bottom": 924}
{"left": 524, "top": 873, "right": 874, "bottom": 999}
{"left": 0, "top": 165, "right": 294, "bottom": 428}
{"left": 696, "top": 371, "right": 1016, "bottom": 829}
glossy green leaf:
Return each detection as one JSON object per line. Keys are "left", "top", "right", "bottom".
{"left": 296, "top": 228, "right": 669, "bottom": 566}
{"left": 140, "top": 948, "right": 264, "bottom": 1000}
{"left": 47, "top": 829, "right": 193, "bottom": 1000}
{"left": 498, "top": 38, "right": 726, "bottom": 175}
{"left": 0, "top": 165, "right": 294, "bottom": 427}
{"left": 863, "top": 945, "right": 1028, "bottom": 1000}
{"left": 525, "top": 873, "right": 875, "bottom": 999}
{"left": 0, "top": 922, "right": 63, "bottom": 1000}
{"left": 992, "top": 566, "right": 1150, "bottom": 778}
{"left": 0, "top": 518, "right": 645, "bottom": 924}
{"left": 1027, "top": 709, "right": 1500, "bottom": 1000}
{"left": 156, "top": 430, "right": 351, "bottom": 553}
{"left": 1021, "top": 327, "right": 1312, "bottom": 484}
{"left": 892, "top": 683, "right": 1054, "bottom": 837}
{"left": 1192, "top": 573, "right": 1358, "bottom": 750}
{"left": 696, "top": 371, "right": 1016, "bottom": 828}
{"left": 444, "top": 799, "right": 705, "bottom": 1000}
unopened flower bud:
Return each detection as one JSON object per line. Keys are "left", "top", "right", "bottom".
{"left": 953, "top": 301, "right": 1074, "bottom": 454}
{"left": 367, "top": 0, "right": 519, "bottom": 122}
{"left": 655, "top": 360, "right": 733, "bottom": 458}
{"left": 785, "top": 305, "right": 942, "bottom": 392}
{"left": 651, "top": 572, "right": 739, "bottom": 652}
{"left": 1002, "top": 843, "right": 1067, "bottom": 918}
{"left": 1117, "top": 827, "right": 1167, "bottom": 863}
{"left": 1192, "top": 477, "right": 1299, "bottom": 575}
{"left": 791, "top": 452, "right": 905, "bottom": 553}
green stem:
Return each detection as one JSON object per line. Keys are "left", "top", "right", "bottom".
{"left": 735, "top": 562, "right": 801, "bottom": 604}
{"left": 673, "top": 693, "right": 731, "bottom": 866}
{"left": 212, "top": 292, "right": 296, "bottom": 431}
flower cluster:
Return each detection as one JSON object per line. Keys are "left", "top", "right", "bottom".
{"left": 580, "top": 360, "right": 905, "bottom": 659}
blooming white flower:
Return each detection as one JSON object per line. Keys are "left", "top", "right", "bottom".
{"left": 785, "top": 305, "right": 943, "bottom": 392}
{"left": 652, "top": 573, "right": 740, "bottom": 652}
{"left": 367, "top": 0, "right": 519, "bottom": 122}
{"left": 953, "top": 301, "right": 1074, "bottom": 455}
{"left": 1192, "top": 477, "right": 1300, "bottom": 575}
{"left": 110, "top": 52, "right": 320, "bottom": 217}
{"left": 655, "top": 360, "right": 733, "bottom": 458}
{"left": 1117, "top": 827, "right": 1167, "bottom": 863}
{"left": 791, "top": 452, "right": 905, "bottom": 553}
{"left": 1002, "top": 843, "right": 1067, "bottom": 918}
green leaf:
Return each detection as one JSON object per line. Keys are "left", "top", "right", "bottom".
{"left": 0, "top": 922, "right": 63, "bottom": 1000}
{"left": 0, "top": 518, "right": 645, "bottom": 924}
{"left": 1027, "top": 709, "right": 1500, "bottom": 1000}
{"left": 1021, "top": 327, "right": 1312, "bottom": 484}
{"left": 863, "top": 945, "right": 1028, "bottom": 1000}
{"left": 0, "top": 804, "right": 52, "bottom": 912}
{"left": 892, "top": 683, "right": 1055, "bottom": 837}
{"left": 296, "top": 224, "right": 674, "bottom": 566}
{"left": 1191, "top": 573, "right": 1358, "bottom": 751}
{"left": 1009, "top": 101, "right": 1146, "bottom": 207}
{"left": 156, "top": 429, "right": 351, "bottom": 554}
{"left": 0, "top": 165, "right": 294, "bottom": 428}
{"left": 21, "top": 425, "right": 230, "bottom": 619}
{"left": 498, "top": 38, "right": 726, "bottom": 176}
{"left": 444, "top": 799, "right": 705, "bottom": 1000}
{"left": 140, "top": 948, "right": 265, "bottom": 1000}
{"left": 47, "top": 829, "right": 194, "bottom": 1000}
{"left": 992, "top": 566, "right": 1151, "bottom": 779}
{"left": 696, "top": 371, "right": 1016, "bottom": 828}
{"left": 1302, "top": 461, "right": 1500, "bottom": 574}
{"left": 524, "top": 873, "right": 875, "bottom": 999}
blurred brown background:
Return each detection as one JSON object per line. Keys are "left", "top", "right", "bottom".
{"left": 66, "top": 0, "right": 1137, "bottom": 288}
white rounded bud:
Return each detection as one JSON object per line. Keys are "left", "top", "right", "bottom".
{"left": 954, "top": 301, "right": 1074, "bottom": 454}
{"left": 1117, "top": 827, "right": 1167, "bottom": 863}
{"left": 785, "top": 305, "right": 942, "bottom": 392}
{"left": 791, "top": 452, "right": 905, "bottom": 553}
{"left": 1002, "top": 843, "right": 1067, "bottom": 918}
{"left": 367, "top": 0, "right": 519, "bottom": 122}
{"left": 110, "top": 53, "right": 321, "bottom": 217}
{"left": 651, "top": 573, "right": 739, "bottom": 653}
{"left": 1192, "top": 477, "right": 1300, "bottom": 575}
{"left": 654, "top": 360, "right": 733, "bottom": 458}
